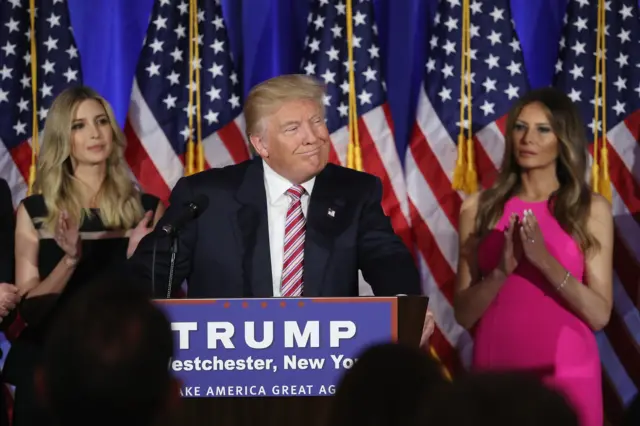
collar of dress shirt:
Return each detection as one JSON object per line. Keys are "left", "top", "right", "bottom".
{"left": 263, "top": 160, "right": 316, "bottom": 206}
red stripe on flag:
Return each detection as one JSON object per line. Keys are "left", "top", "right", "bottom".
{"left": 474, "top": 114, "right": 508, "bottom": 189}
{"left": 357, "top": 116, "right": 412, "bottom": 248}
{"left": 409, "top": 122, "right": 461, "bottom": 228}
{"left": 381, "top": 103, "right": 395, "bottom": 133}
{"left": 216, "top": 121, "right": 251, "bottom": 164}
{"left": 472, "top": 135, "right": 499, "bottom": 190}
{"left": 494, "top": 115, "right": 508, "bottom": 135}
{"left": 328, "top": 141, "right": 341, "bottom": 166}
{"left": 606, "top": 144, "right": 640, "bottom": 213}
{"left": 621, "top": 108, "right": 640, "bottom": 144}
{"left": 124, "top": 119, "right": 171, "bottom": 203}
{"left": 8, "top": 141, "right": 32, "bottom": 185}
{"left": 603, "top": 309, "right": 640, "bottom": 391}
{"left": 430, "top": 324, "right": 464, "bottom": 376}
{"left": 612, "top": 231, "right": 640, "bottom": 304}
{"left": 408, "top": 200, "right": 455, "bottom": 303}
{"left": 588, "top": 141, "right": 640, "bottom": 213}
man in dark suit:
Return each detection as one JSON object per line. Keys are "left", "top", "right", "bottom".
{"left": 130, "top": 74, "right": 421, "bottom": 299}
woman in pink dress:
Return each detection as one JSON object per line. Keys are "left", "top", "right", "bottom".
{"left": 453, "top": 87, "right": 613, "bottom": 426}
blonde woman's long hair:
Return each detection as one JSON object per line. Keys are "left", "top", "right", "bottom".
{"left": 34, "top": 86, "right": 144, "bottom": 232}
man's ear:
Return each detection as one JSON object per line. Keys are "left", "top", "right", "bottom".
{"left": 249, "top": 133, "right": 268, "bottom": 158}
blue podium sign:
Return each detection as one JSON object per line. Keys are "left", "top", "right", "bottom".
{"left": 155, "top": 297, "right": 398, "bottom": 398}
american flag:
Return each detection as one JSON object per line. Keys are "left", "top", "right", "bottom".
{"left": 405, "top": 0, "right": 530, "bottom": 374}
{"left": 125, "top": 0, "right": 250, "bottom": 203}
{"left": 554, "top": 0, "right": 640, "bottom": 422}
{"left": 300, "top": 0, "right": 411, "bottom": 249}
{"left": 0, "top": 0, "right": 82, "bottom": 207}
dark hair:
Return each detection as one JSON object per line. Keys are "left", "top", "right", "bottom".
{"left": 475, "top": 87, "right": 598, "bottom": 254}
{"left": 42, "top": 271, "right": 174, "bottom": 426}
{"left": 328, "top": 342, "right": 448, "bottom": 426}
{"left": 423, "top": 371, "right": 579, "bottom": 426}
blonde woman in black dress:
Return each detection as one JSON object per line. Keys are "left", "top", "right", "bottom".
{"left": 5, "top": 86, "right": 165, "bottom": 426}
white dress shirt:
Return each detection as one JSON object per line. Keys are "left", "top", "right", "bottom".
{"left": 263, "top": 161, "right": 315, "bottom": 296}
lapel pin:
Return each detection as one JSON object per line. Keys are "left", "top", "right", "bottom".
{"left": 327, "top": 208, "right": 335, "bottom": 218}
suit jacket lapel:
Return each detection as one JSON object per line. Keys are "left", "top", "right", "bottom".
{"left": 235, "top": 159, "right": 273, "bottom": 297}
{"left": 303, "top": 166, "right": 343, "bottom": 297}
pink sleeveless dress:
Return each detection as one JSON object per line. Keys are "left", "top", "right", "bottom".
{"left": 474, "top": 196, "right": 602, "bottom": 426}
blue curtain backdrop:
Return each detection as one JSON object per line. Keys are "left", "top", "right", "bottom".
{"left": 66, "top": 0, "right": 569, "bottom": 164}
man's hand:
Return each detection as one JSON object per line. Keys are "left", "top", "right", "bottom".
{"left": 127, "top": 211, "right": 155, "bottom": 258}
{"left": 419, "top": 309, "right": 435, "bottom": 349}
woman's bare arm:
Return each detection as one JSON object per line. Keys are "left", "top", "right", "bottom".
{"left": 453, "top": 193, "right": 508, "bottom": 330}
{"left": 537, "top": 195, "right": 613, "bottom": 331}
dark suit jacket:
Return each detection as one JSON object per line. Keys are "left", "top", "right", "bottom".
{"left": 0, "top": 178, "right": 14, "bottom": 284}
{"left": 129, "top": 158, "right": 421, "bottom": 298}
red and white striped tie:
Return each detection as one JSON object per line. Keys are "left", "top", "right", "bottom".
{"left": 281, "top": 185, "right": 306, "bottom": 297}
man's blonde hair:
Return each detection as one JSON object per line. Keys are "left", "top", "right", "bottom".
{"left": 243, "top": 74, "right": 326, "bottom": 140}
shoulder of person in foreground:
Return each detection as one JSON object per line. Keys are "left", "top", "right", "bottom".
{"left": 40, "top": 269, "right": 178, "bottom": 426}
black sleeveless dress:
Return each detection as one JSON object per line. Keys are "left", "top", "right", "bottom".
{"left": 3, "top": 193, "right": 160, "bottom": 426}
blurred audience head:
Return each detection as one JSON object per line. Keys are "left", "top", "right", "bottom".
{"left": 328, "top": 342, "right": 448, "bottom": 426}
{"left": 423, "top": 371, "right": 579, "bottom": 426}
{"left": 39, "top": 271, "right": 177, "bottom": 426}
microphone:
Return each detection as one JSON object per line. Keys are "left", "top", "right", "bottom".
{"left": 160, "top": 194, "right": 209, "bottom": 236}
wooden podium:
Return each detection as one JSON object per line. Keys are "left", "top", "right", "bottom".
{"left": 155, "top": 296, "right": 428, "bottom": 426}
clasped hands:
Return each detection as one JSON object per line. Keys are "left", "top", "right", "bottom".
{"left": 53, "top": 210, "right": 155, "bottom": 261}
{"left": 499, "top": 209, "right": 552, "bottom": 276}
{"left": 418, "top": 211, "right": 551, "bottom": 357}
